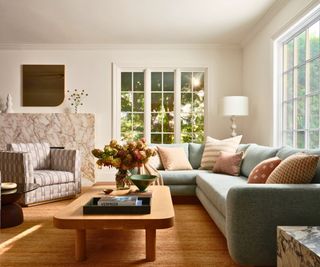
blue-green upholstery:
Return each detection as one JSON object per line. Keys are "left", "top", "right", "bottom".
{"left": 156, "top": 143, "right": 320, "bottom": 266}
{"left": 159, "top": 170, "right": 209, "bottom": 185}
{"left": 196, "top": 173, "right": 247, "bottom": 216}
{"left": 189, "top": 143, "right": 205, "bottom": 169}
{"left": 240, "top": 144, "right": 279, "bottom": 177}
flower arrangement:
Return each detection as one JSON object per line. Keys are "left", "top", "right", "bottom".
{"left": 92, "top": 138, "right": 156, "bottom": 170}
{"left": 92, "top": 138, "right": 156, "bottom": 189}
{"left": 67, "top": 89, "right": 88, "bottom": 113}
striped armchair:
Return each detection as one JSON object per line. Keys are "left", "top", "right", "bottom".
{"left": 0, "top": 143, "right": 81, "bottom": 205}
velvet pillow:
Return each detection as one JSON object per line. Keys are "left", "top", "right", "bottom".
{"left": 157, "top": 146, "right": 193, "bottom": 171}
{"left": 200, "top": 135, "right": 242, "bottom": 170}
{"left": 247, "top": 157, "right": 282, "bottom": 183}
{"left": 266, "top": 153, "right": 319, "bottom": 184}
{"left": 213, "top": 151, "right": 244, "bottom": 176}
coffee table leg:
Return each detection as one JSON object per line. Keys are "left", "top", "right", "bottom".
{"left": 75, "top": 229, "right": 86, "bottom": 261}
{"left": 146, "top": 228, "right": 156, "bottom": 261}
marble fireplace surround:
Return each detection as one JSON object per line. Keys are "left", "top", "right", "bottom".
{"left": 0, "top": 113, "right": 95, "bottom": 181}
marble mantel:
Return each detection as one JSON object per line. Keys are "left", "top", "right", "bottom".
{"left": 0, "top": 113, "right": 95, "bottom": 181}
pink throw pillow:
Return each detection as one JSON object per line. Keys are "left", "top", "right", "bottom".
{"left": 157, "top": 146, "right": 193, "bottom": 170}
{"left": 247, "top": 157, "right": 282, "bottom": 183}
{"left": 213, "top": 151, "right": 243, "bottom": 176}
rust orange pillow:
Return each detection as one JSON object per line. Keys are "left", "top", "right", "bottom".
{"left": 266, "top": 153, "right": 319, "bottom": 184}
{"left": 247, "top": 157, "right": 282, "bottom": 183}
{"left": 213, "top": 151, "right": 243, "bottom": 176}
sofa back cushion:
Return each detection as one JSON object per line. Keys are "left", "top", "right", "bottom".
{"left": 276, "top": 146, "right": 320, "bottom": 183}
{"left": 189, "top": 143, "right": 205, "bottom": 169}
{"left": 7, "top": 142, "right": 51, "bottom": 170}
{"left": 237, "top": 143, "right": 251, "bottom": 153}
{"left": 241, "top": 144, "right": 279, "bottom": 177}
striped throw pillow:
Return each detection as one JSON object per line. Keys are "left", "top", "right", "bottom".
{"left": 200, "top": 135, "right": 242, "bottom": 170}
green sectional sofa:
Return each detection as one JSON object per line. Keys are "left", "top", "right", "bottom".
{"left": 155, "top": 143, "right": 320, "bottom": 266}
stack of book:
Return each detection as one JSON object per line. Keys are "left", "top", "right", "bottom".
{"left": 97, "top": 196, "right": 142, "bottom": 206}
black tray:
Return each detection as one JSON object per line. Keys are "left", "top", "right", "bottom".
{"left": 83, "top": 197, "right": 151, "bottom": 215}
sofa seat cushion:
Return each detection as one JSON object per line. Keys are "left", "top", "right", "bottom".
{"left": 196, "top": 173, "right": 247, "bottom": 216}
{"left": 34, "top": 170, "right": 74, "bottom": 186}
{"left": 159, "top": 170, "right": 210, "bottom": 185}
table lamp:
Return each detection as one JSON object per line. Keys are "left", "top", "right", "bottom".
{"left": 223, "top": 96, "right": 248, "bottom": 137}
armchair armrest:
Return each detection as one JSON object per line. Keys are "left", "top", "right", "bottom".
{"left": 50, "top": 149, "right": 81, "bottom": 193}
{"left": 0, "top": 151, "right": 34, "bottom": 184}
{"left": 226, "top": 184, "right": 320, "bottom": 266}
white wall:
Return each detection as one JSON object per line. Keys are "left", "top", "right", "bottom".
{"left": 242, "top": 0, "right": 318, "bottom": 145}
{"left": 0, "top": 45, "right": 242, "bottom": 180}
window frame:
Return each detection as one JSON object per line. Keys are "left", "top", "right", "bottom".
{"left": 274, "top": 5, "right": 320, "bottom": 148}
{"left": 112, "top": 63, "right": 208, "bottom": 144}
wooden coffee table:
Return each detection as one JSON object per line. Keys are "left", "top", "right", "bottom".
{"left": 53, "top": 185, "right": 174, "bottom": 262}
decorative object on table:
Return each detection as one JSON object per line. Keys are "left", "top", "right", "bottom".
{"left": 1, "top": 182, "right": 18, "bottom": 190}
{"left": 92, "top": 138, "right": 156, "bottom": 190}
{"left": 83, "top": 195, "right": 152, "bottom": 214}
{"left": 3, "top": 94, "right": 14, "bottom": 113}
{"left": 222, "top": 96, "right": 248, "bottom": 137}
{"left": 129, "top": 174, "right": 157, "bottom": 192}
{"left": 67, "top": 89, "right": 88, "bottom": 113}
{"left": 103, "top": 188, "right": 113, "bottom": 195}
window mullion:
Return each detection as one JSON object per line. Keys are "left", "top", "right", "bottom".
{"left": 174, "top": 69, "right": 181, "bottom": 143}
{"left": 306, "top": 28, "right": 311, "bottom": 148}
{"left": 144, "top": 69, "right": 151, "bottom": 143}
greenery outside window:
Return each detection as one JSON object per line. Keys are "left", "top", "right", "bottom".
{"left": 276, "top": 8, "right": 320, "bottom": 149}
{"left": 114, "top": 66, "right": 206, "bottom": 144}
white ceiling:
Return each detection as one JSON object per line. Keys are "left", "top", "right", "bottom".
{"left": 0, "top": 0, "right": 279, "bottom": 45}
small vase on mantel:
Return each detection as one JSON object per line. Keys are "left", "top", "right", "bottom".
{"left": 115, "top": 169, "right": 131, "bottom": 190}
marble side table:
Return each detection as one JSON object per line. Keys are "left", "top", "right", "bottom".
{"left": 277, "top": 226, "right": 320, "bottom": 267}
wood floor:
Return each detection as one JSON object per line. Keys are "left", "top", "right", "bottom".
{"left": 0, "top": 191, "right": 249, "bottom": 267}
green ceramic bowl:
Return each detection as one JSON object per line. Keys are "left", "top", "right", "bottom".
{"left": 129, "top": 174, "right": 157, "bottom": 192}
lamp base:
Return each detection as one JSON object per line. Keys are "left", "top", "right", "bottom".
{"left": 230, "top": 116, "right": 237, "bottom": 137}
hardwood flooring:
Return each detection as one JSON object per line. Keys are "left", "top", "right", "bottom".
{"left": 0, "top": 191, "right": 249, "bottom": 267}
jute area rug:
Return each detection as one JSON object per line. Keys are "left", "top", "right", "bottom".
{"left": 0, "top": 191, "right": 246, "bottom": 267}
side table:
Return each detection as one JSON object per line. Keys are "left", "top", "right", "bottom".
{"left": 1, "top": 183, "right": 39, "bottom": 228}
{"left": 277, "top": 226, "right": 320, "bottom": 267}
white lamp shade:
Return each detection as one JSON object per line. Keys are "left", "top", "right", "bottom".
{"left": 223, "top": 96, "right": 248, "bottom": 116}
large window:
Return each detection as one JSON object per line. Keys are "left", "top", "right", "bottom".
{"left": 114, "top": 67, "right": 206, "bottom": 144}
{"left": 277, "top": 7, "right": 320, "bottom": 148}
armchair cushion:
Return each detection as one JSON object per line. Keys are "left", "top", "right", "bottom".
{"left": 7, "top": 143, "right": 51, "bottom": 170}
{"left": 34, "top": 170, "right": 74, "bottom": 186}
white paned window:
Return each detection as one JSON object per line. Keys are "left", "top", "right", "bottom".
{"left": 113, "top": 66, "right": 206, "bottom": 144}
{"left": 275, "top": 7, "right": 320, "bottom": 148}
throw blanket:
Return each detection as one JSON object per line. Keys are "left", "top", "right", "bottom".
{"left": 138, "top": 163, "right": 164, "bottom": 186}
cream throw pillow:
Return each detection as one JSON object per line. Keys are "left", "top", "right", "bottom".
{"left": 266, "top": 153, "right": 319, "bottom": 184}
{"left": 200, "top": 135, "right": 242, "bottom": 170}
{"left": 157, "top": 146, "right": 193, "bottom": 170}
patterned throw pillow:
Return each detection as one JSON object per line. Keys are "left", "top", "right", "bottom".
{"left": 247, "top": 157, "right": 282, "bottom": 183}
{"left": 266, "top": 153, "right": 319, "bottom": 184}
{"left": 157, "top": 146, "right": 193, "bottom": 170}
{"left": 213, "top": 151, "right": 244, "bottom": 176}
{"left": 200, "top": 135, "right": 242, "bottom": 170}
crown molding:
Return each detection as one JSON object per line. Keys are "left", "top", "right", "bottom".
{"left": 240, "top": 0, "right": 290, "bottom": 47}
{"left": 0, "top": 43, "right": 242, "bottom": 51}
